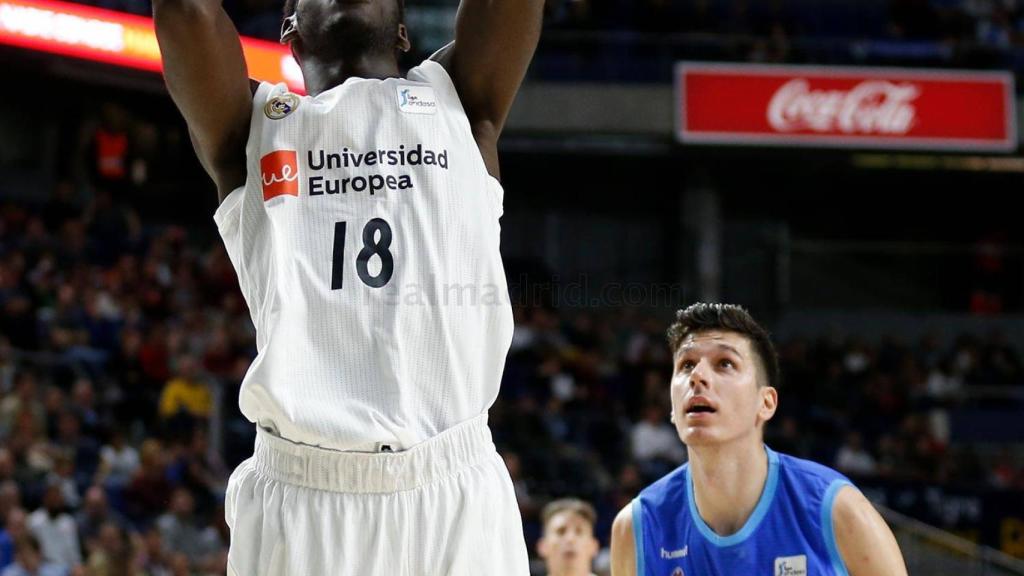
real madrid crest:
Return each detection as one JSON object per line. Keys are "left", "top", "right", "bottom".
{"left": 264, "top": 93, "right": 300, "bottom": 120}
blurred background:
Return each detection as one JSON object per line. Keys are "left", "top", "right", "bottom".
{"left": 1, "top": 0, "right": 1024, "bottom": 574}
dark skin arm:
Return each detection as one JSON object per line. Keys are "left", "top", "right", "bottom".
{"left": 153, "top": 0, "right": 254, "bottom": 203}
{"left": 447, "top": 0, "right": 544, "bottom": 180}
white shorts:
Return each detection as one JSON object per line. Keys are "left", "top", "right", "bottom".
{"left": 224, "top": 413, "right": 529, "bottom": 576}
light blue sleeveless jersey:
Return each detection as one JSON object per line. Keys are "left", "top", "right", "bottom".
{"left": 632, "top": 446, "right": 853, "bottom": 576}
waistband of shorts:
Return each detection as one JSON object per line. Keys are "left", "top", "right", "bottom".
{"left": 252, "top": 413, "right": 494, "bottom": 494}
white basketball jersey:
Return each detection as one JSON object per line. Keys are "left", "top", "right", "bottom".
{"left": 213, "top": 56, "right": 513, "bottom": 451}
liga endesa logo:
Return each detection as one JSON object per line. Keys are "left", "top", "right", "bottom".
{"left": 260, "top": 150, "right": 300, "bottom": 201}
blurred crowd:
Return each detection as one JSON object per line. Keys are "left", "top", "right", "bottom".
{"left": 0, "top": 179, "right": 1022, "bottom": 573}
{"left": 541, "top": 0, "right": 1024, "bottom": 47}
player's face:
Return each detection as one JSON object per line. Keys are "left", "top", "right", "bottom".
{"left": 537, "top": 511, "right": 600, "bottom": 575}
{"left": 294, "top": 0, "right": 407, "bottom": 59}
{"left": 670, "top": 331, "right": 777, "bottom": 447}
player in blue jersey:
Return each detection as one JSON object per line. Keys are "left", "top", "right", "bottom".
{"left": 610, "top": 303, "right": 907, "bottom": 576}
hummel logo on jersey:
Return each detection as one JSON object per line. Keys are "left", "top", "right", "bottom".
{"left": 671, "top": 568, "right": 684, "bottom": 576}
{"left": 260, "top": 150, "right": 300, "bottom": 201}
{"left": 660, "top": 546, "right": 687, "bottom": 559}
{"left": 397, "top": 85, "right": 437, "bottom": 115}
{"left": 774, "top": 555, "right": 807, "bottom": 576}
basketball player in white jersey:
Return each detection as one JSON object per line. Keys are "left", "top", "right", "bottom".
{"left": 153, "top": 0, "right": 542, "bottom": 571}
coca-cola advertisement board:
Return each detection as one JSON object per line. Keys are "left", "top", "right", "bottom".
{"left": 676, "top": 62, "right": 1017, "bottom": 151}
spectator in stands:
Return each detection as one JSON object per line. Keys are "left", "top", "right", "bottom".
{"left": 0, "top": 372, "right": 44, "bottom": 439}
{"left": 0, "top": 509, "right": 28, "bottom": 570}
{"left": 0, "top": 484, "right": 19, "bottom": 536}
{"left": 135, "top": 527, "right": 172, "bottom": 576}
{"left": 157, "top": 355, "right": 211, "bottom": 424}
{"left": 123, "top": 440, "right": 170, "bottom": 524}
{"left": 26, "top": 483, "right": 80, "bottom": 571}
{"left": 41, "top": 388, "right": 66, "bottom": 441}
{"left": 94, "top": 429, "right": 139, "bottom": 491}
{"left": 900, "top": 414, "right": 945, "bottom": 479}
{"left": 69, "top": 381, "right": 99, "bottom": 439}
{"left": 155, "top": 488, "right": 219, "bottom": 573}
{"left": 926, "top": 357, "right": 963, "bottom": 400}
{"left": 84, "top": 522, "right": 139, "bottom": 576}
{"left": 76, "top": 103, "right": 131, "bottom": 199}
{"left": 41, "top": 285, "right": 91, "bottom": 359}
{"left": 537, "top": 498, "right": 601, "bottom": 576}
{"left": 0, "top": 452, "right": 15, "bottom": 488}
{"left": 6, "top": 409, "right": 54, "bottom": 489}
{"left": 630, "top": 403, "right": 686, "bottom": 480}
{"left": 75, "top": 487, "right": 128, "bottom": 558}
{"left": 199, "top": 327, "right": 234, "bottom": 380}
{"left": 54, "top": 411, "right": 99, "bottom": 493}
{"left": 835, "top": 431, "right": 878, "bottom": 477}
{"left": 164, "top": 428, "right": 222, "bottom": 516}
{"left": 0, "top": 535, "right": 67, "bottom": 576}
{"left": 44, "top": 455, "right": 79, "bottom": 512}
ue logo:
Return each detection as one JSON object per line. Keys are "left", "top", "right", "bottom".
{"left": 260, "top": 150, "right": 300, "bottom": 201}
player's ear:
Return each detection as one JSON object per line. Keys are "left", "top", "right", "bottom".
{"left": 759, "top": 386, "right": 778, "bottom": 423}
{"left": 397, "top": 24, "right": 411, "bottom": 53}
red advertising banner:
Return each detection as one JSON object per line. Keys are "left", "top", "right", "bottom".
{"left": 676, "top": 62, "right": 1017, "bottom": 151}
{"left": 0, "top": 0, "right": 305, "bottom": 93}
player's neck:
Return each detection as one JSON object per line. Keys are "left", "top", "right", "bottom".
{"left": 687, "top": 439, "right": 768, "bottom": 537}
{"left": 300, "top": 54, "right": 402, "bottom": 96}
{"left": 547, "top": 567, "right": 589, "bottom": 576}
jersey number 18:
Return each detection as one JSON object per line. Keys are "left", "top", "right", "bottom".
{"left": 331, "top": 219, "right": 394, "bottom": 290}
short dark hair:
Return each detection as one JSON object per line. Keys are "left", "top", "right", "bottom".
{"left": 541, "top": 498, "right": 596, "bottom": 531}
{"left": 283, "top": 0, "right": 405, "bottom": 22}
{"left": 666, "top": 303, "right": 780, "bottom": 389}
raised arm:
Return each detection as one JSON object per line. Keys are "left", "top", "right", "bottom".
{"left": 448, "top": 0, "right": 544, "bottom": 178}
{"left": 153, "top": 0, "right": 253, "bottom": 202}
{"left": 833, "top": 486, "right": 909, "bottom": 576}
